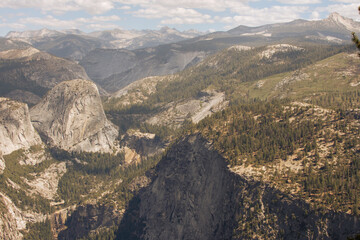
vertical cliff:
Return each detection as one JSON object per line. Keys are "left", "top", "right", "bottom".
{"left": 57, "top": 204, "right": 122, "bottom": 240}
{"left": 117, "top": 134, "right": 360, "bottom": 240}
{"left": 0, "top": 98, "right": 42, "bottom": 158}
{"left": 0, "top": 155, "right": 4, "bottom": 174}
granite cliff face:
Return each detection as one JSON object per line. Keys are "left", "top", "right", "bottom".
{"left": 57, "top": 204, "right": 123, "bottom": 240}
{"left": 122, "top": 134, "right": 238, "bottom": 240}
{"left": 0, "top": 98, "right": 42, "bottom": 157}
{"left": 0, "top": 155, "right": 4, "bottom": 174}
{"left": 30, "top": 79, "right": 118, "bottom": 153}
{"left": 120, "top": 131, "right": 165, "bottom": 157}
{"left": 0, "top": 192, "right": 46, "bottom": 240}
{"left": 117, "top": 134, "right": 360, "bottom": 240}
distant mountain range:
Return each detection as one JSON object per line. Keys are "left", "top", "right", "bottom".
{"left": 80, "top": 12, "right": 360, "bottom": 92}
{"left": 5, "top": 27, "right": 206, "bottom": 60}
{"left": 3, "top": 12, "right": 360, "bottom": 94}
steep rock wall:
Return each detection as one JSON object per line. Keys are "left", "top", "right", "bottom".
{"left": 0, "top": 98, "right": 42, "bottom": 157}
{"left": 57, "top": 204, "right": 123, "bottom": 240}
{"left": 117, "top": 134, "right": 360, "bottom": 240}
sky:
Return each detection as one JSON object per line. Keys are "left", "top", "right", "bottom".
{"left": 0, "top": 0, "right": 359, "bottom": 36}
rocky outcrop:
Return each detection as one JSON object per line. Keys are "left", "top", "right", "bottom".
{"left": 0, "top": 192, "right": 46, "bottom": 240}
{"left": 0, "top": 98, "right": 42, "bottom": 157}
{"left": 58, "top": 204, "right": 123, "bottom": 240}
{"left": 0, "top": 155, "right": 4, "bottom": 174}
{"left": 120, "top": 130, "right": 165, "bottom": 157}
{"left": 117, "top": 134, "right": 241, "bottom": 240}
{"left": 117, "top": 134, "right": 360, "bottom": 240}
{"left": 30, "top": 79, "right": 118, "bottom": 153}
{"left": 146, "top": 91, "right": 228, "bottom": 128}
{"left": 51, "top": 206, "right": 77, "bottom": 239}
{"left": 26, "top": 162, "right": 67, "bottom": 200}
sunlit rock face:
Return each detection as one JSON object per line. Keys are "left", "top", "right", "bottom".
{"left": 0, "top": 98, "right": 42, "bottom": 157}
{"left": 30, "top": 79, "right": 118, "bottom": 153}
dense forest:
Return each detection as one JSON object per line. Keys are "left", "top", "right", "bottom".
{"left": 191, "top": 97, "right": 359, "bottom": 214}
{"left": 104, "top": 44, "right": 352, "bottom": 115}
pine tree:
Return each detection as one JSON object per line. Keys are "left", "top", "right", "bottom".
{"left": 352, "top": 6, "right": 360, "bottom": 56}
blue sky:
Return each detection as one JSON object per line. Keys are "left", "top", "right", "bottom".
{"left": 0, "top": 0, "right": 359, "bottom": 36}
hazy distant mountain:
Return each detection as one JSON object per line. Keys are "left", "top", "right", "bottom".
{"left": 3, "top": 12, "right": 359, "bottom": 93}
{"left": 0, "top": 37, "right": 31, "bottom": 51}
{"left": 6, "top": 28, "right": 64, "bottom": 39}
{"left": 6, "top": 29, "right": 111, "bottom": 60}
{"left": 224, "top": 12, "right": 359, "bottom": 44}
{"left": 32, "top": 34, "right": 110, "bottom": 61}
{"left": 88, "top": 26, "right": 204, "bottom": 50}
{"left": 0, "top": 46, "right": 90, "bottom": 105}
{"left": 80, "top": 12, "right": 360, "bottom": 93}
{"left": 186, "top": 12, "right": 360, "bottom": 50}
{"left": 5, "top": 27, "right": 206, "bottom": 60}
{"left": 80, "top": 46, "right": 207, "bottom": 92}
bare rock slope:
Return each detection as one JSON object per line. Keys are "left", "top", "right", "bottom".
{"left": 0, "top": 98, "right": 42, "bottom": 157}
{"left": 30, "top": 79, "right": 118, "bottom": 153}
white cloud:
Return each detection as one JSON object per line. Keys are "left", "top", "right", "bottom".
{"left": 131, "top": 5, "right": 215, "bottom": 25}
{"left": 76, "top": 0, "right": 114, "bottom": 14}
{"left": 330, "top": 0, "right": 359, "bottom": 3}
{"left": 128, "top": 0, "right": 305, "bottom": 26}
{"left": 119, "top": 5, "right": 131, "bottom": 10}
{"left": 310, "top": 11, "right": 321, "bottom": 20}
{"left": 276, "top": 0, "right": 321, "bottom": 4}
{"left": 134, "top": 6, "right": 207, "bottom": 19}
{"left": 161, "top": 16, "right": 213, "bottom": 25}
{"left": 91, "top": 15, "right": 121, "bottom": 22}
{"left": 0, "top": 0, "right": 115, "bottom": 14}
{"left": 1, "top": 0, "right": 358, "bottom": 32}
{"left": 19, "top": 15, "right": 76, "bottom": 29}
{"left": 219, "top": 5, "right": 308, "bottom": 27}
{"left": 16, "top": 14, "right": 121, "bottom": 30}
{"left": 317, "top": 3, "right": 360, "bottom": 20}
{"left": 88, "top": 23, "right": 120, "bottom": 30}
{"left": 0, "top": 22, "right": 26, "bottom": 30}
{"left": 117, "top": 0, "right": 249, "bottom": 12}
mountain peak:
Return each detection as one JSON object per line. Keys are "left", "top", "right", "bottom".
{"left": 326, "top": 12, "right": 359, "bottom": 32}
{"left": 328, "top": 12, "right": 342, "bottom": 20}
{"left": 159, "top": 26, "right": 178, "bottom": 34}
{"left": 6, "top": 28, "right": 62, "bottom": 39}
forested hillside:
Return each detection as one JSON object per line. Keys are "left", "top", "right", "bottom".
{"left": 106, "top": 44, "right": 351, "bottom": 111}
{"left": 191, "top": 98, "right": 360, "bottom": 214}
{"left": 104, "top": 43, "right": 357, "bottom": 137}
{"left": 80, "top": 41, "right": 360, "bottom": 239}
